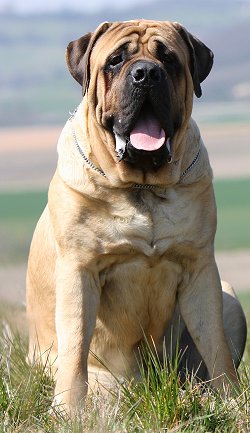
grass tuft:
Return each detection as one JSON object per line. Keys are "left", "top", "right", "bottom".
{"left": 0, "top": 323, "right": 56, "bottom": 431}
{"left": 0, "top": 319, "right": 249, "bottom": 432}
{"left": 115, "top": 337, "right": 250, "bottom": 432}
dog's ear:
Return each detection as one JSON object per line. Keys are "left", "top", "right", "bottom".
{"left": 66, "top": 22, "right": 112, "bottom": 95}
{"left": 173, "top": 22, "right": 214, "bottom": 98}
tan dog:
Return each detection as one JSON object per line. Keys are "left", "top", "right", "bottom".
{"left": 26, "top": 20, "right": 247, "bottom": 412}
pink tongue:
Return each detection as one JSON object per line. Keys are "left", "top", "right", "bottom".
{"left": 130, "top": 111, "right": 165, "bottom": 151}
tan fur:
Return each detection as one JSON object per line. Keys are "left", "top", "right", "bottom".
{"left": 26, "top": 20, "right": 246, "bottom": 412}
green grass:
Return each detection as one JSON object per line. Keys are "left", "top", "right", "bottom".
{"left": 214, "top": 178, "right": 250, "bottom": 250}
{"left": 0, "top": 178, "right": 249, "bottom": 264}
{"left": 0, "top": 190, "right": 47, "bottom": 221}
{"left": 0, "top": 190, "right": 47, "bottom": 264}
{"left": 0, "top": 314, "right": 249, "bottom": 433}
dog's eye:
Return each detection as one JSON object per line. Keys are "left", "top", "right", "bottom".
{"left": 156, "top": 42, "right": 181, "bottom": 72}
{"left": 108, "top": 54, "right": 124, "bottom": 68}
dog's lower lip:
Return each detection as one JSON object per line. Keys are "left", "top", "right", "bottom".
{"left": 114, "top": 133, "right": 172, "bottom": 167}
{"left": 121, "top": 139, "right": 171, "bottom": 168}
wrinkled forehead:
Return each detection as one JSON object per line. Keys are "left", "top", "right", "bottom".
{"left": 92, "top": 20, "right": 186, "bottom": 60}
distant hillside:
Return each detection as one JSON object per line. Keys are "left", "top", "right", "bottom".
{"left": 0, "top": 1, "right": 249, "bottom": 127}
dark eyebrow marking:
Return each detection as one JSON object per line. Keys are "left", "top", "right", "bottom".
{"left": 105, "top": 43, "right": 129, "bottom": 63}
{"left": 103, "top": 43, "right": 130, "bottom": 77}
{"left": 155, "top": 41, "right": 182, "bottom": 73}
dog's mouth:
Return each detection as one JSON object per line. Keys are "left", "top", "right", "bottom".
{"left": 114, "top": 103, "right": 172, "bottom": 169}
{"left": 129, "top": 104, "right": 166, "bottom": 151}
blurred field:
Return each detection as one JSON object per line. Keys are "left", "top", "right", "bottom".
{"left": 215, "top": 178, "right": 250, "bottom": 250}
{"left": 0, "top": 190, "right": 47, "bottom": 265}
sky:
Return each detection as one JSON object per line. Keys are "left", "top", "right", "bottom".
{"left": 1, "top": 0, "right": 249, "bottom": 14}
{"left": 0, "top": 0, "right": 156, "bottom": 13}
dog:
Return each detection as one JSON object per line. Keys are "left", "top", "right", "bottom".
{"left": 26, "top": 20, "right": 247, "bottom": 412}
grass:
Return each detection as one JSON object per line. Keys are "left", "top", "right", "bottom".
{"left": 0, "top": 314, "right": 249, "bottom": 433}
{"left": 215, "top": 178, "right": 250, "bottom": 250}
{"left": 0, "top": 190, "right": 47, "bottom": 264}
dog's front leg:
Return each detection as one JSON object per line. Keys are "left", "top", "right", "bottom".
{"left": 178, "top": 259, "right": 238, "bottom": 391}
{"left": 53, "top": 258, "right": 100, "bottom": 412}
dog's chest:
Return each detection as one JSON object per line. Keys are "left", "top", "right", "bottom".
{"left": 97, "top": 192, "right": 187, "bottom": 331}
{"left": 105, "top": 188, "right": 196, "bottom": 256}
{"left": 90, "top": 189, "right": 197, "bottom": 364}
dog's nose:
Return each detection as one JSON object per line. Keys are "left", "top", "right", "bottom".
{"left": 131, "top": 61, "right": 161, "bottom": 86}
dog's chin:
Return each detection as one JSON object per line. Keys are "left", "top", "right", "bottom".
{"left": 115, "top": 134, "right": 171, "bottom": 170}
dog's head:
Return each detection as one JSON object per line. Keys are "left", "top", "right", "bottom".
{"left": 66, "top": 20, "right": 213, "bottom": 185}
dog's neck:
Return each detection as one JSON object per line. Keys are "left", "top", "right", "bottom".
{"left": 57, "top": 102, "right": 211, "bottom": 194}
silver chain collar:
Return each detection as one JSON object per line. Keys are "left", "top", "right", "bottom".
{"left": 72, "top": 126, "right": 106, "bottom": 178}
{"left": 179, "top": 147, "right": 201, "bottom": 181}
{"left": 70, "top": 110, "right": 201, "bottom": 189}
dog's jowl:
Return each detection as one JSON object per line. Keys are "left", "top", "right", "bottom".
{"left": 26, "top": 20, "right": 247, "bottom": 412}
